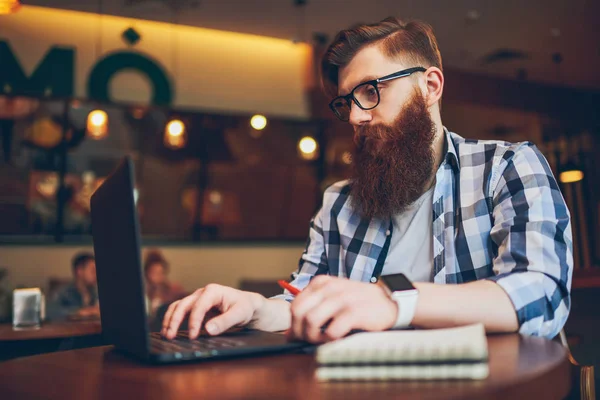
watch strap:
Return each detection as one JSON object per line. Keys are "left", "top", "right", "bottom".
{"left": 390, "top": 290, "right": 419, "bottom": 328}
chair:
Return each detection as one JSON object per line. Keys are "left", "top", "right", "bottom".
{"left": 559, "top": 329, "right": 596, "bottom": 400}
{"left": 560, "top": 285, "right": 600, "bottom": 400}
{"left": 47, "top": 277, "right": 72, "bottom": 301}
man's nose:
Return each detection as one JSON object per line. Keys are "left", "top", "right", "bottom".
{"left": 348, "top": 101, "right": 372, "bottom": 126}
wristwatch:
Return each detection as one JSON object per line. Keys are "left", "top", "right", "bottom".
{"left": 376, "top": 273, "right": 419, "bottom": 329}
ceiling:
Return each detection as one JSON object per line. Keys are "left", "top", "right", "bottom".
{"left": 23, "top": 0, "right": 600, "bottom": 91}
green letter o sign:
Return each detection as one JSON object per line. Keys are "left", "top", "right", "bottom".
{"left": 87, "top": 51, "right": 173, "bottom": 106}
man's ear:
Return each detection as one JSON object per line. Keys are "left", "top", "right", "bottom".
{"left": 424, "top": 67, "right": 444, "bottom": 107}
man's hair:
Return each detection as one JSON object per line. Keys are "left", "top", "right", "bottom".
{"left": 143, "top": 249, "right": 169, "bottom": 275}
{"left": 321, "top": 17, "right": 442, "bottom": 98}
{"left": 72, "top": 252, "right": 95, "bottom": 273}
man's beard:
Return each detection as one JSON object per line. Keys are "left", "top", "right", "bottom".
{"left": 350, "top": 89, "right": 436, "bottom": 220}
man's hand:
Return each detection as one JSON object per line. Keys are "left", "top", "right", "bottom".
{"left": 161, "top": 284, "right": 266, "bottom": 339}
{"left": 288, "top": 275, "right": 397, "bottom": 343}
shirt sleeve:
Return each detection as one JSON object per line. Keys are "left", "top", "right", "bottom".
{"left": 46, "top": 288, "right": 81, "bottom": 321}
{"left": 270, "top": 206, "right": 330, "bottom": 302}
{"left": 486, "top": 143, "right": 573, "bottom": 338}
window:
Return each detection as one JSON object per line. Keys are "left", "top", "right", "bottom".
{"left": 0, "top": 96, "right": 327, "bottom": 242}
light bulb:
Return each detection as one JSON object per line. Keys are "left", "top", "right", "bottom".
{"left": 298, "top": 136, "right": 318, "bottom": 160}
{"left": 164, "top": 119, "right": 186, "bottom": 149}
{"left": 86, "top": 110, "right": 108, "bottom": 140}
{"left": 250, "top": 114, "right": 267, "bottom": 130}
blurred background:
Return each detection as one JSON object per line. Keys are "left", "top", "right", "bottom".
{"left": 0, "top": 1, "right": 598, "bottom": 319}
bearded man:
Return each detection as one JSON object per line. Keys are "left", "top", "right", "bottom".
{"left": 162, "top": 17, "right": 573, "bottom": 343}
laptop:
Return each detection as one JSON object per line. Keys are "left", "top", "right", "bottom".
{"left": 90, "top": 156, "right": 309, "bottom": 363}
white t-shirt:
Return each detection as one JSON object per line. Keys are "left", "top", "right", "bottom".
{"left": 381, "top": 186, "right": 434, "bottom": 282}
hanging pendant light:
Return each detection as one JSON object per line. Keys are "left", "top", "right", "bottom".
{"left": 86, "top": 109, "right": 108, "bottom": 140}
{"left": 0, "top": 0, "right": 21, "bottom": 15}
{"left": 161, "top": 6, "right": 187, "bottom": 150}
{"left": 84, "top": 0, "right": 109, "bottom": 141}
{"left": 249, "top": 114, "right": 267, "bottom": 138}
{"left": 250, "top": 114, "right": 267, "bottom": 131}
{"left": 298, "top": 135, "right": 318, "bottom": 160}
{"left": 164, "top": 118, "right": 186, "bottom": 149}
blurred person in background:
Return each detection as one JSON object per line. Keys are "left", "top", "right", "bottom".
{"left": 144, "top": 249, "right": 186, "bottom": 318}
{"left": 48, "top": 252, "right": 99, "bottom": 320}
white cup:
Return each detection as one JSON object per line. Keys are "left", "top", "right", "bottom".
{"left": 12, "top": 288, "right": 42, "bottom": 329}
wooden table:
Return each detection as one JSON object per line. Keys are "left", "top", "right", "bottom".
{"left": 0, "top": 333, "right": 571, "bottom": 400}
{"left": 0, "top": 320, "right": 101, "bottom": 341}
{"left": 0, "top": 320, "right": 104, "bottom": 361}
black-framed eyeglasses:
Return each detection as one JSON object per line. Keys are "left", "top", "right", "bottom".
{"left": 328, "top": 66, "right": 426, "bottom": 122}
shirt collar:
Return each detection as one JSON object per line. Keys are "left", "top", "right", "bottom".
{"left": 441, "top": 126, "right": 460, "bottom": 172}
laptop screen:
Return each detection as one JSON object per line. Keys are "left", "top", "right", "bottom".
{"left": 91, "top": 157, "right": 151, "bottom": 359}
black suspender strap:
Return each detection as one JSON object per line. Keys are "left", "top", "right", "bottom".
{"left": 370, "top": 220, "right": 393, "bottom": 283}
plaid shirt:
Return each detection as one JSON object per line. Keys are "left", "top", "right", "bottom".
{"left": 276, "top": 129, "right": 573, "bottom": 339}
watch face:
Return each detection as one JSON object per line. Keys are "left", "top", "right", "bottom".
{"left": 380, "top": 273, "right": 416, "bottom": 292}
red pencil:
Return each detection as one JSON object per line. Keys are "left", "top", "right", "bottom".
{"left": 277, "top": 280, "right": 301, "bottom": 296}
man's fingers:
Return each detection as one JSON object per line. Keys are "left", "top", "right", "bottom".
{"left": 290, "top": 289, "right": 325, "bottom": 340}
{"left": 291, "top": 278, "right": 345, "bottom": 341}
{"left": 187, "top": 287, "right": 224, "bottom": 339}
{"left": 164, "top": 293, "right": 201, "bottom": 339}
{"left": 302, "top": 297, "right": 347, "bottom": 343}
{"left": 205, "top": 304, "right": 249, "bottom": 336}
{"left": 161, "top": 300, "right": 180, "bottom": 336}
{"left": 161, "top": 284, "right": 264, "bottom": 340}
{"left": 322, "top": 310, "right": 355, "bottom": 341}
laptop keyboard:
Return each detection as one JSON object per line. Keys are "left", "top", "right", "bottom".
{"left": 149, "top": 332, "right": 247, "bottom": 355}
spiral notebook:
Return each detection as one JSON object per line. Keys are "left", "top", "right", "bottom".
{"left": 315, "top": 323, "right": 489, "bottom": 381}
